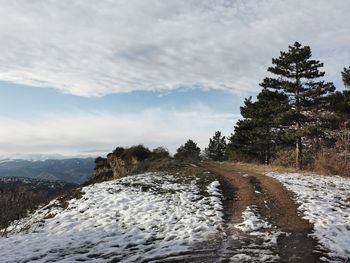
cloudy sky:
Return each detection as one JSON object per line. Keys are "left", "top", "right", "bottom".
{"left": 0, "top": 0, "right": 349, "bottom": 158}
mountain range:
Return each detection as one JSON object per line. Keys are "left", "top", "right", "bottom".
{"left": 0, "top": 158, "right": 95, "bottom": 184}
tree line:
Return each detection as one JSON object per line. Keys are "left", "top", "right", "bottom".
{"left": 199, "top": 42, "right": 350, "bottom": 175}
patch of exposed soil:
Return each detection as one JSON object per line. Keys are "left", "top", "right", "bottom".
{"left": 203, "top": 162, "right": 324, "bottom": 263}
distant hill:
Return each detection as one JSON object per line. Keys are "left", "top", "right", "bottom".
{"left": 0, "top": 176, "right": 77, "bottom": 230}
{"left": 0, "top": 176, "right": 77, "bottom": 192}
{"left": 0, "top": 158, "right": 95, "bottom": 184}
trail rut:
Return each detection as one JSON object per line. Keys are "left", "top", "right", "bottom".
{"left": 204, "top": 163, "right": 324, "bottom": 263}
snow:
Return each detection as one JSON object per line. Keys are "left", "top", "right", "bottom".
{"left": 234, "top": 206, "right": 271, "bottom": 233}
{"left": 0, "top": 172, "right": 223, "bottom": 262}
{"left": 230, "top": 253, "right": 253, "bottom": 262}
{"left": 230, "top": 206, "right": 282, "bottom": 262}
{"left": 267, "top": 172, "right": 350, "bottom": 262}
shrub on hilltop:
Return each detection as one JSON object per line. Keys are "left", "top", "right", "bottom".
{"left": 174, "top": 139, "right": 201, "bottom": 161}
{"left": 88, "top": 145, "right": 174, "bottom": 184}
{"left": 152, "top": 147, "right": 170, "bottom": 159}
{"left": 120, "top": 145, "right": 152, "bottom": 162}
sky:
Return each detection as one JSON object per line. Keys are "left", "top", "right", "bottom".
{"left": 0, "top": 0, "right": 349, "bottom": 158}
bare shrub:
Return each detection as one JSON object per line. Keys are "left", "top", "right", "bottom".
{"left": 0, "top": 180, "right": 75, "bottom": 232}
{"left": 272, "top": 149, "right": 296, "bottom": 168}
{"left": 314, "top": 151, "right": 350, "bottom": 177}
{"left": 0, "top": 187, "right": 48, "bottom": 232}
{"left": 313, "top": 127, "right": 350, "bottom": 176}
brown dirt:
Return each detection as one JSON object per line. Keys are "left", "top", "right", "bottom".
{"left": 203, "top": 162, "right": 324, "bottom": 263}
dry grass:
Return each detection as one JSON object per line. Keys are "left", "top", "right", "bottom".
{"left": 313, "top": 153, "right": 350, "bottom": 177}
{"left": 209, "top": 161, "right": 301, "bottom": 175}
{"left": 56, "top": 188, "right": 84, "bottom": 209}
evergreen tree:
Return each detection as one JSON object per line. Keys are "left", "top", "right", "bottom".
{"left": 152, "top": 147, "right": 170, "bottom": 158}
{"left": 205, "top": 131, "right": 227, "bottom": 161}
{"left": 229, "top": 118, "right": 261, "bottom": 162}
{"left": 329, "top": 90, "right": 350, "bottom": 121}
{"left": 335, "top": 65, "right": 350, "bottom": 126}
{"left": 229, "top": 89, "right": 290, "bottom": 164}
{"left": 328, "top": 68, "right": 350, "bottom": 165}
{"left": 337, "top": 66, "right": 350, "bottom": 119}
{"left": 260, "top": 42, "right": 335, "bottom": 169}
{"left": 341, "top": 66, "right": 350, "bottom": 89}
{"left": 174, "top": 139, "right": 201, "bottom": 161}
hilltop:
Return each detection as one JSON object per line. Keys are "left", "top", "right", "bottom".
{"left": 0, "top": 153, "right": 349, "bottom": 262}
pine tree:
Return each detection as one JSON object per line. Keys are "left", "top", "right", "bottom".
{"left": 229, "top": 89, "right": 290, "bottom": 164}
{"left": 205, "top": 131, "right": 227, "bottom": 161}
{"left": 328, "top": 68, "right": 350, "bottom": 165}
{"left": 336, "top": 66, "right": 350, "bottom": 127}
{"left": 174, "top": 139, "right": 201, "bottom": 161}
{"left": 260, "top": 42, "right": 335, "bottom": 169}
{"left": 337, "top": 66, "right": 350, "bottom": 118}
{"left": 229, "top": 118, "right": 262, "bottom": 162}
{"left": 342, "top": 66, "right": 350, "bottom": 89}
{"left": 329, "top": 90, "right": 350, "bottom": 120}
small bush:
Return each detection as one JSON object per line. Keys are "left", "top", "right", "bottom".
{"left": 314, "top": 151, "right": 350, "bottom": 176}
{"left": 152, "top": 147, "right": 170, "bottom": 159}
{"left": 121, "top": 145, "right": 152, "bottom": 162}
{"left": 272, "top": 147, "right": 315, "bottom": 169}
{"left": 94, "top": 157, "right": 108, "bottom": 170}
{"left": 112, "top": 147, "right": 125, "bottom": 157}
{"left": 271, "top": 149, "right": 296, "bottom": 167}
{"left": 226, "top": 148, "right": 260, "bottom": 164}
{"left": 95, "top": 156, "right": 105, "bottom": 163}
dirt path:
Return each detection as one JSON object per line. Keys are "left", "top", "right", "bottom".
{"left": 203, "top": 163, "right": 324, "bottom": 263}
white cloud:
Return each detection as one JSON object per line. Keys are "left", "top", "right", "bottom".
{"left": 0, "top": 0, "right": 349, "bottom": 96}
{"left": 0, "top": 107, "right": 239, "bottom": 157}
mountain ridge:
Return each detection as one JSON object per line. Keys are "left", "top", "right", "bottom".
{"left": 0, "top": 158, "right": 95, "bottom": 184}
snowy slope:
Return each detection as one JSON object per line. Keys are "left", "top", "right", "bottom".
{"left": 0, "top": 172, "right": 223, "bottom": 263}
{"left": 267, "top": 172, "right": 350, "bottom": 263}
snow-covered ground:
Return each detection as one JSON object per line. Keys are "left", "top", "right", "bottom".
{"left": 267, "top": 172, "right": 350, "bottom": 263}
{"left": 3, "top": 169, "right": 348, "bottom": 262}
{"left": 0, "top": 172, "right": 223, "bottom": 263}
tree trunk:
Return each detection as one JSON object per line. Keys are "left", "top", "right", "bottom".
{"left": 296, "top": 135, "right": 302, "bottom": 169}
{"left": 344, "top": 128, "right": 349, "bottom": 166}
{"left": 265, "top": 151, "right": 270, "bottom": 165}
{"left": 265, "top": 127, "right": 271, "bottom": 165}
{"left": 296, "top": 120, "right": 302, "bottom": 169}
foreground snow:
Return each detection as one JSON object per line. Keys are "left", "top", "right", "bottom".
{"left": 230, "top": 206, "right": 282, "bottom": 262}
{"left": 0, "top": 172, "right": 223, "bottom": 262}
{"left": 267, "top": 172, "right": 350, "bottom": 262}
